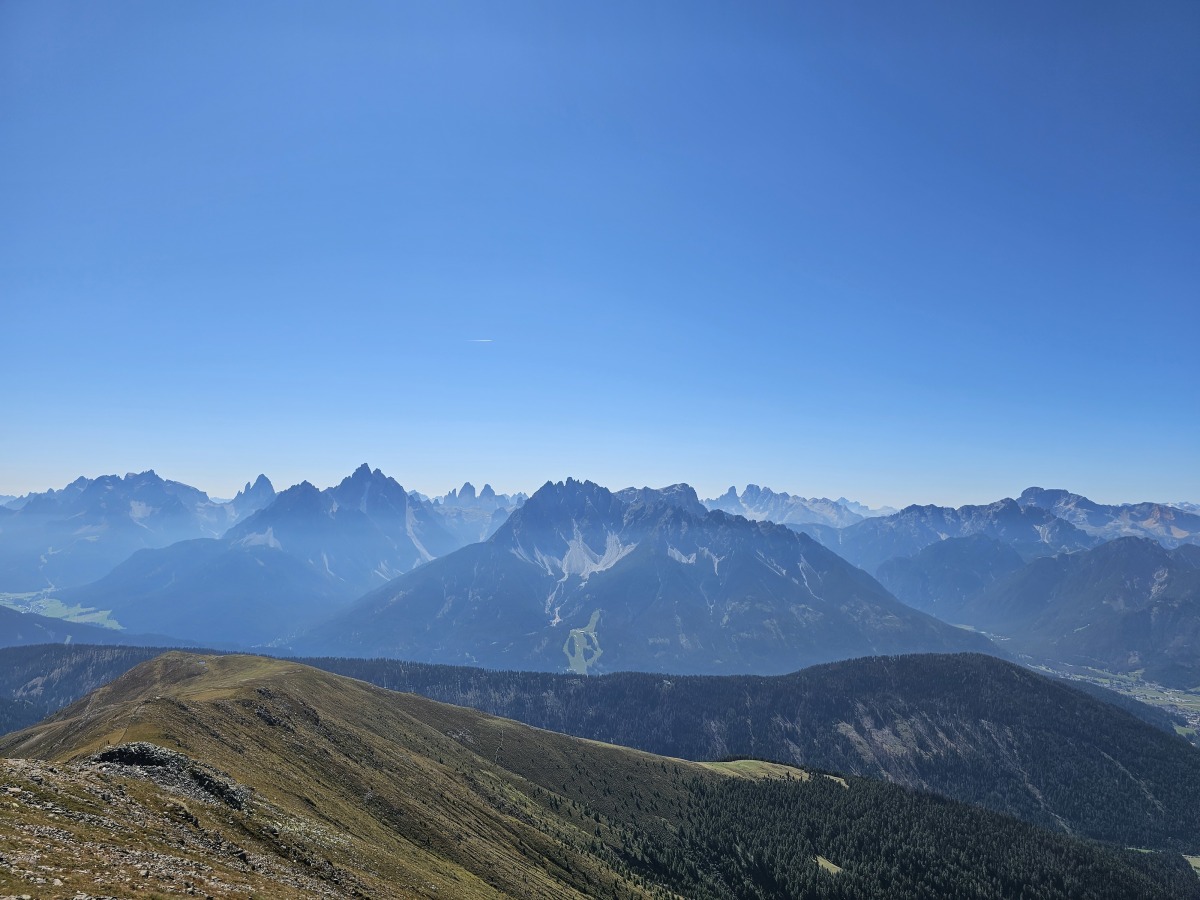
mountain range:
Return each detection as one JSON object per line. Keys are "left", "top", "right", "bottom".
{"left": 4, "top": 470, "right": 1199, "bottom": 684}
{"left": 873, "top": 535, "right": 1200, "bottom": 686}
{"left": 1018, "top": 486, "right": 1200, "bottom": 547}
{"left": 702, "top": 485, "right": 892, "bottom": 527}
{"left": 425, "top": 480, "right": 527, "bottom": 543}
{"left": 2, "top": 468, "right": 1198, "bottom": 896}
{"left": 0, "top": 468, "right": 529, "bottom": 605}
{"left": 0, "top": 470, "right": 277, "bottom": 591}
{"left": 956, "top": 537, "right": 1200, "bottom": 686}
{"left": 875, "top": 534, "right": 1029, "bottom": 620}
{"left": 791, "top": 498, "right": 1101, "bottom": 575}
{"left": 1, "top": 651, "right": 1195, "bottom": 899}
{"left": 48, "top": 465, "right": 483, "bottom": 645}
{"left": 289, "top": 478, "right": 994, "bottom": 670}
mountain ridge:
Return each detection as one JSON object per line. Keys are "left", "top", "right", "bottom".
{"left": 0, "top": 469, "right": 277, "bottom": 591}
{"left": 46, "top": 465, "right": 508, "bottom": 646}
{"left": 704, "top": 484, "right": 872, "bottom": 527}
{"left": 1, "top": 651, "right": 1194, "bottom": 899}
{"left": 791, "top": 497, "right": 1100, "bottom": 575}
{"left": 292, "top": 478, "right": 996, "bottom": 671}
{"left": 1019, "top": 486, "right": 1200, "bottom": 547}
{"left": 958, "top": 536, "right": 1200, "bottom": 686}
{"left": 304, "top": 649, "right": 1200, "bottom": 849}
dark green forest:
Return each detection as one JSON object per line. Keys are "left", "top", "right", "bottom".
{"left": 305, "top": 651, "right": 1200, "bottom": 850}
{"left": 625, "top": 773, "right": 1200, "bottom": 900}
{"left": 0, "top": 644, "right": 167, "bottom": 730}
{"left": 4, "top": 645, "right": 1200, "bottom": 853}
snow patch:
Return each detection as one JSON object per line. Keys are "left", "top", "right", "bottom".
{"left": 543, "top": 583, "right": 564, "bottom": 618}
{"left": 374, "top": 564, "right": 400, "bottom": 581}
{"left": 756, "top": 551, "right": 787, "bottom": 577}
{"left": 1150, "top": 567, "right": 1170, "bottom": 598}
{"left": 129, "top": 501, "right": 156, "bottom": 521}
{"left": 511, "top": 544, "right": 563, "bottom": 577}
{"left": 668, "top": 546, "right": 696, "bottom": 565}
{"left": 238, "top": 527, "right": 282, "bottom": 550}
{"left": 699, "top": 547, "right": 723, "bottom": 576}
{"left": 516, "top": 525, "right": 636, "bottom": 580}
{"left": 405, "top": 504, "right": 434, "bottom": 562}
{"left": 561, "top": 529, "right": 636, "bottom": 577}
{"left": 797, "top": 557, "right": 825, "bottom": 602}
{"left": 534, "top": 548, "right": 563, "bottom": 576}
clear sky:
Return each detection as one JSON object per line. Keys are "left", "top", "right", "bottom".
{"left": 2, "top": 1, "right": 1197, "bottom": 507}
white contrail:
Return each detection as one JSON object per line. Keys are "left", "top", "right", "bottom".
{"left": 467, "top": 339, "right": 494, "bottom": 343}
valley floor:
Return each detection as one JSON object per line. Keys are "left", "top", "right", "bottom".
{"left": 1034, "top": 663, "right": 1200, "bottom": 737}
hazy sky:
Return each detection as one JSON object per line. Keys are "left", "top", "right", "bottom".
{"left": 3, "top": 2, "right": 1197, "bottom": 507}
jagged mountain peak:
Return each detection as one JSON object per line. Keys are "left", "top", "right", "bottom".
{"left": 243, "top": 479, "right": 322, "bottom": 516}
{"left": 499, "top": 479, "right": 624, "bottom": 542}
{"left": 345, "top": 462, "right": 379, "bottom": 482}
{"left": 117, "top": 469, "right": 159, "bottom": 482}
{"left": 246, "top": 473, "right": 272, "bottom": 491}
{"left": 897, "top": 502, "right": 943, "bottom": 515}
{"left": 792, "top": 496, "right": 1099, "bottom": 575}
{"left": 489, "top": 479, "right": 693, "bottom": 583}
{"left": 527, "top": 477, "right": 611, "bottom": 505}
{"left": 614, "top": 483, "right": 707, "bottom": 518}
{"left": 1016, "top": 486, "right": 1200, "bottom": 547}
{"left": 897, "top": 497, "right": 1029, "bottom": 519}
{"left": 1019, "top": 486, "right": 1094, "bottom": 507}
{"left": 330, "top": 464, "right": 408, "bottom": 505}
{"left": 512, "top": 479, "right": 706, "bottom": 535}
{"left": 706, "top": 484, "right": 866, "bottom": 528}
{"left": 227, "top": 473, "right": 276, "bottom": 523}
{"left": 0, "top": 471, "right": 250, "bottom": 590}
{"left": 298, "top": 471, "right": 995, "bottom": 671}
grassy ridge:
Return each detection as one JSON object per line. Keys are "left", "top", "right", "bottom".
{"left": 306, "top": 651, "right": 1200, "bottom": 850}
{"left": 1, "top": 653, "right": 1197, "bottom": 899}
{"left": 3, "top": 645, "right": 1200, "bottom": 851}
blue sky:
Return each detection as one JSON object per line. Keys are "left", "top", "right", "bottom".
{"left": 2, "top": 1, "right": 1197, "bottom": 507}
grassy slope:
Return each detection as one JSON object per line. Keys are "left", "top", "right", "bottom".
{"left": 309, "top": 651, "right": 1200, "bottom": 849}
{"left": 4, "top": 645, "right": 1200, "bottom": 852}
{"left": 2, "top": 653, "right": 1197, "bottom": 900}
{"left": 0, "top": 652, "right": 686, "bottom": 899}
